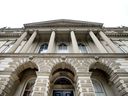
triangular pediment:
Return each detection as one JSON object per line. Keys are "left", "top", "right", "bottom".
{"left": 24, "top": 19, "right": 103, "bottom": 27}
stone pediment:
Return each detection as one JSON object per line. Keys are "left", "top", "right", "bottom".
{"left": 24, "top": 19, "right": 103, "bottom": 28}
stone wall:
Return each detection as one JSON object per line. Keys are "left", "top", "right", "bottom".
{"left": 0, "top": 56, "right": 128, "bottom": 96}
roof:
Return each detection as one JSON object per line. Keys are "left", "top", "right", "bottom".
{"left": 24, "top": 19, "right": 103, "bottom": 28}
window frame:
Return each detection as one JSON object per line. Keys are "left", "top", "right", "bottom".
{"left": 21, "top": 77, "right": 36, "bottom": 96}
{"left": 57, "top": 42, "right": 68, "bottom": 53}
{"left": 92, "top": 78, "right": 106, "bottom": 96}
{"left": 39, "top": 43, "right": 48, "bottom": 53}
{"left": 78, "top": 42, "right": 87, "bottom": 53}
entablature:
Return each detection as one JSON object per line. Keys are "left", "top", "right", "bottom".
{"left": 0, "top": 53, "right": 128, "bottom": 58}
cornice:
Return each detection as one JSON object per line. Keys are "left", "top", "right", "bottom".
{"left": 24, "top": 19, "right": 103, "bottom": 28}
{"left": 106, "top": 33, "right": 128, "bottom": 37}
{"left": 0, "top": 53, "right": 128, "bottom": 58}
{"left": 0, "top": 32, "right": 22, "bottom": 37}
{"left": 0, "top": 32, "right": 127, "bottom": 38}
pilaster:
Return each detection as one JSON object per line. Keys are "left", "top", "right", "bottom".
{"left": 109, "top": 72, "right": 128, "bottom": 96}
{"left": 77, "top": 72, "right": 95, "bottom": 96}
{"left": 32, "top": 72, "right": 50, "bottom": 96}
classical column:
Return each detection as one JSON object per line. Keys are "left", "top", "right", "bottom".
{"left": 47, "top": 31, "right": 55, "bottom": 53}
{"left": 99, "top": 31, "right": 121, "bottom": 53}
{"left": 89, "top": 31, "right": 107, "bottom": 53}
{"left": 20, "top": 31, "right": 37, "bottom": 53}
{"left": 71, "top": 31, "right": 80, "bottom": 53}
{"left": 8, "top": 32, "right": 27, "bottom": 53}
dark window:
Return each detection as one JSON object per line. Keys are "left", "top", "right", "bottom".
{"left": 23, "top": 78, "right": 36, "bottom": 96}
{"left": 58, "top": 43, "right": 68, "bottom": 53}
{"left": 54, "top": 78, "right": 72, "bottom": 85}
{"left": 78, "top": 43, "right": 87, "bottom": 53}
{"left": 39, "top": 43, "right": 48, "bottom": 53}
{"left": 92, "top": 79, "right": 106, "bottom": 96}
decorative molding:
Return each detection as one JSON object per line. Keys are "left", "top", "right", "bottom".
{"left": 106, "top": 33, "right": 128, "bottom": 37}
{"left": 0, "top": 32, "right": 22, "bottom": 37}
{"left": 0, "top": 53, "right": 128, "bottom": 58}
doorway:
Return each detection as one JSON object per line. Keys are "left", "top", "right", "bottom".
{"left": 50, "top": 67, "right": 75, "bottom": 96}
{"left": 53, "top": 90, "right": 73, "bottom": 96}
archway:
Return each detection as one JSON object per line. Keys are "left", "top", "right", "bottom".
{"left": 89, "top": 62, "right": 121, "bottom": 96}
{"left": 13, "top": 68, "right": 38, "bottom": 96}
{"left": 3, "top": 61, "right": 39, "bottom": 96}
{"left": 49, "top": 63, "right": 76, "bottom": 96}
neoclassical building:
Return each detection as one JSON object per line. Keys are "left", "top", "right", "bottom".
{"left": 0, "top": 19, "right": 128, "bottom": 96}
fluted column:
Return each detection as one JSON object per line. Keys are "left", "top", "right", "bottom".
{"left": 89, "top": 31, "right": 107, "bottom": 53}
{"left": 20, "top": 31, "right": 37, "bottom": 53}
{"left": 99, "top": 31, "right": 121, "bottom": 53}
{"left": 47, "top": 31, "right": 55, "bottom": 53}
{"left": 71, "top": 31, "right": 80, "bottom": 53}
{"left": 8, "top": 32, "right": 27, "bottom": 53}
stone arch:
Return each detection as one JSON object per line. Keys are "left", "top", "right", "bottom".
{"left": 51, "top": 62, "right": 77, "bottom": 75}
{"left": 13, "top": 61, "right": 38, "bottom": 76}
{"left": 49, "top": 62, "right": 77, "bottom": 96}
{"left": 1, "top": 59, "right": 39, "bottom": 96}
{"left": 89, "top": 62, "right": 116, "bottom": 76}
{"left": 89, "top": 59, "right": 128, "bottom": 96}
{"left": 53, "top": 76, "right": 74, "bottom": 86}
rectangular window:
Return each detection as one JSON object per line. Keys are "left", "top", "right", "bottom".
{"left": 78, "top": 43, "right": 87, "bottom": 53}
{"left": 58, "top": 43, "right": 68, "bottom": 53}
{"left": 39, "top": 43, "right": 48, "bottom": 53}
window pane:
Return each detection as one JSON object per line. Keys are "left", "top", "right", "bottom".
{"left": 58, "top": 43, "right": 68, "bottom": 53}
{"left": 23, "top": 78, "right": 36, "bottom": 96}
{"left": 92, "top": 79, "right": 106, "bottom": 96}
{"left": 39, "top": 43, "right": 48, "bottom": 53}
{"left": 78, "top": 43, "right": 87, "bottom": 53}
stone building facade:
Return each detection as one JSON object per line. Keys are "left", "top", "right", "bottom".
{"left": 0, "top": 19, "right": 128, "bottom": 96}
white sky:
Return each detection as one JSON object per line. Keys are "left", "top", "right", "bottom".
{"left": 0, "top": 0, "right": 128, "bottom": 28}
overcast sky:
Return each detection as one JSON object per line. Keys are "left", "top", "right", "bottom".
{"left": 0, "top": 0, "right": 128, "bottom": 28}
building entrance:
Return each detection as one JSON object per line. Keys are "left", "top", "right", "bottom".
{"left": 53, "top": 90, "right": 73, "bottom": 96}
{"left": 50, "top": 64, "right": 76, "bottom": 96}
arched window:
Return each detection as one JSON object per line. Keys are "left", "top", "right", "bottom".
{"left": 23, "top": 78, "right": 36, "bottom": 96}
{"left": 39, "top": 43, "right": 48, "bottom": 53}
{"left": 50, "top": 67, "right": 75, "bottom": 96}
{"left": 92, "top": 79, "right": 106, "bottom": 96}
{"left": 13, "top": 69, "right": 37, "bottom": 96}
{"left": 58, "top": 43, "right": 68, "bottom": 53}
{"left": 78, "top": 43, "right": 87, "bottom": 53}
{"left": 90, "top": 69, "right": 119, "bottom": 96}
